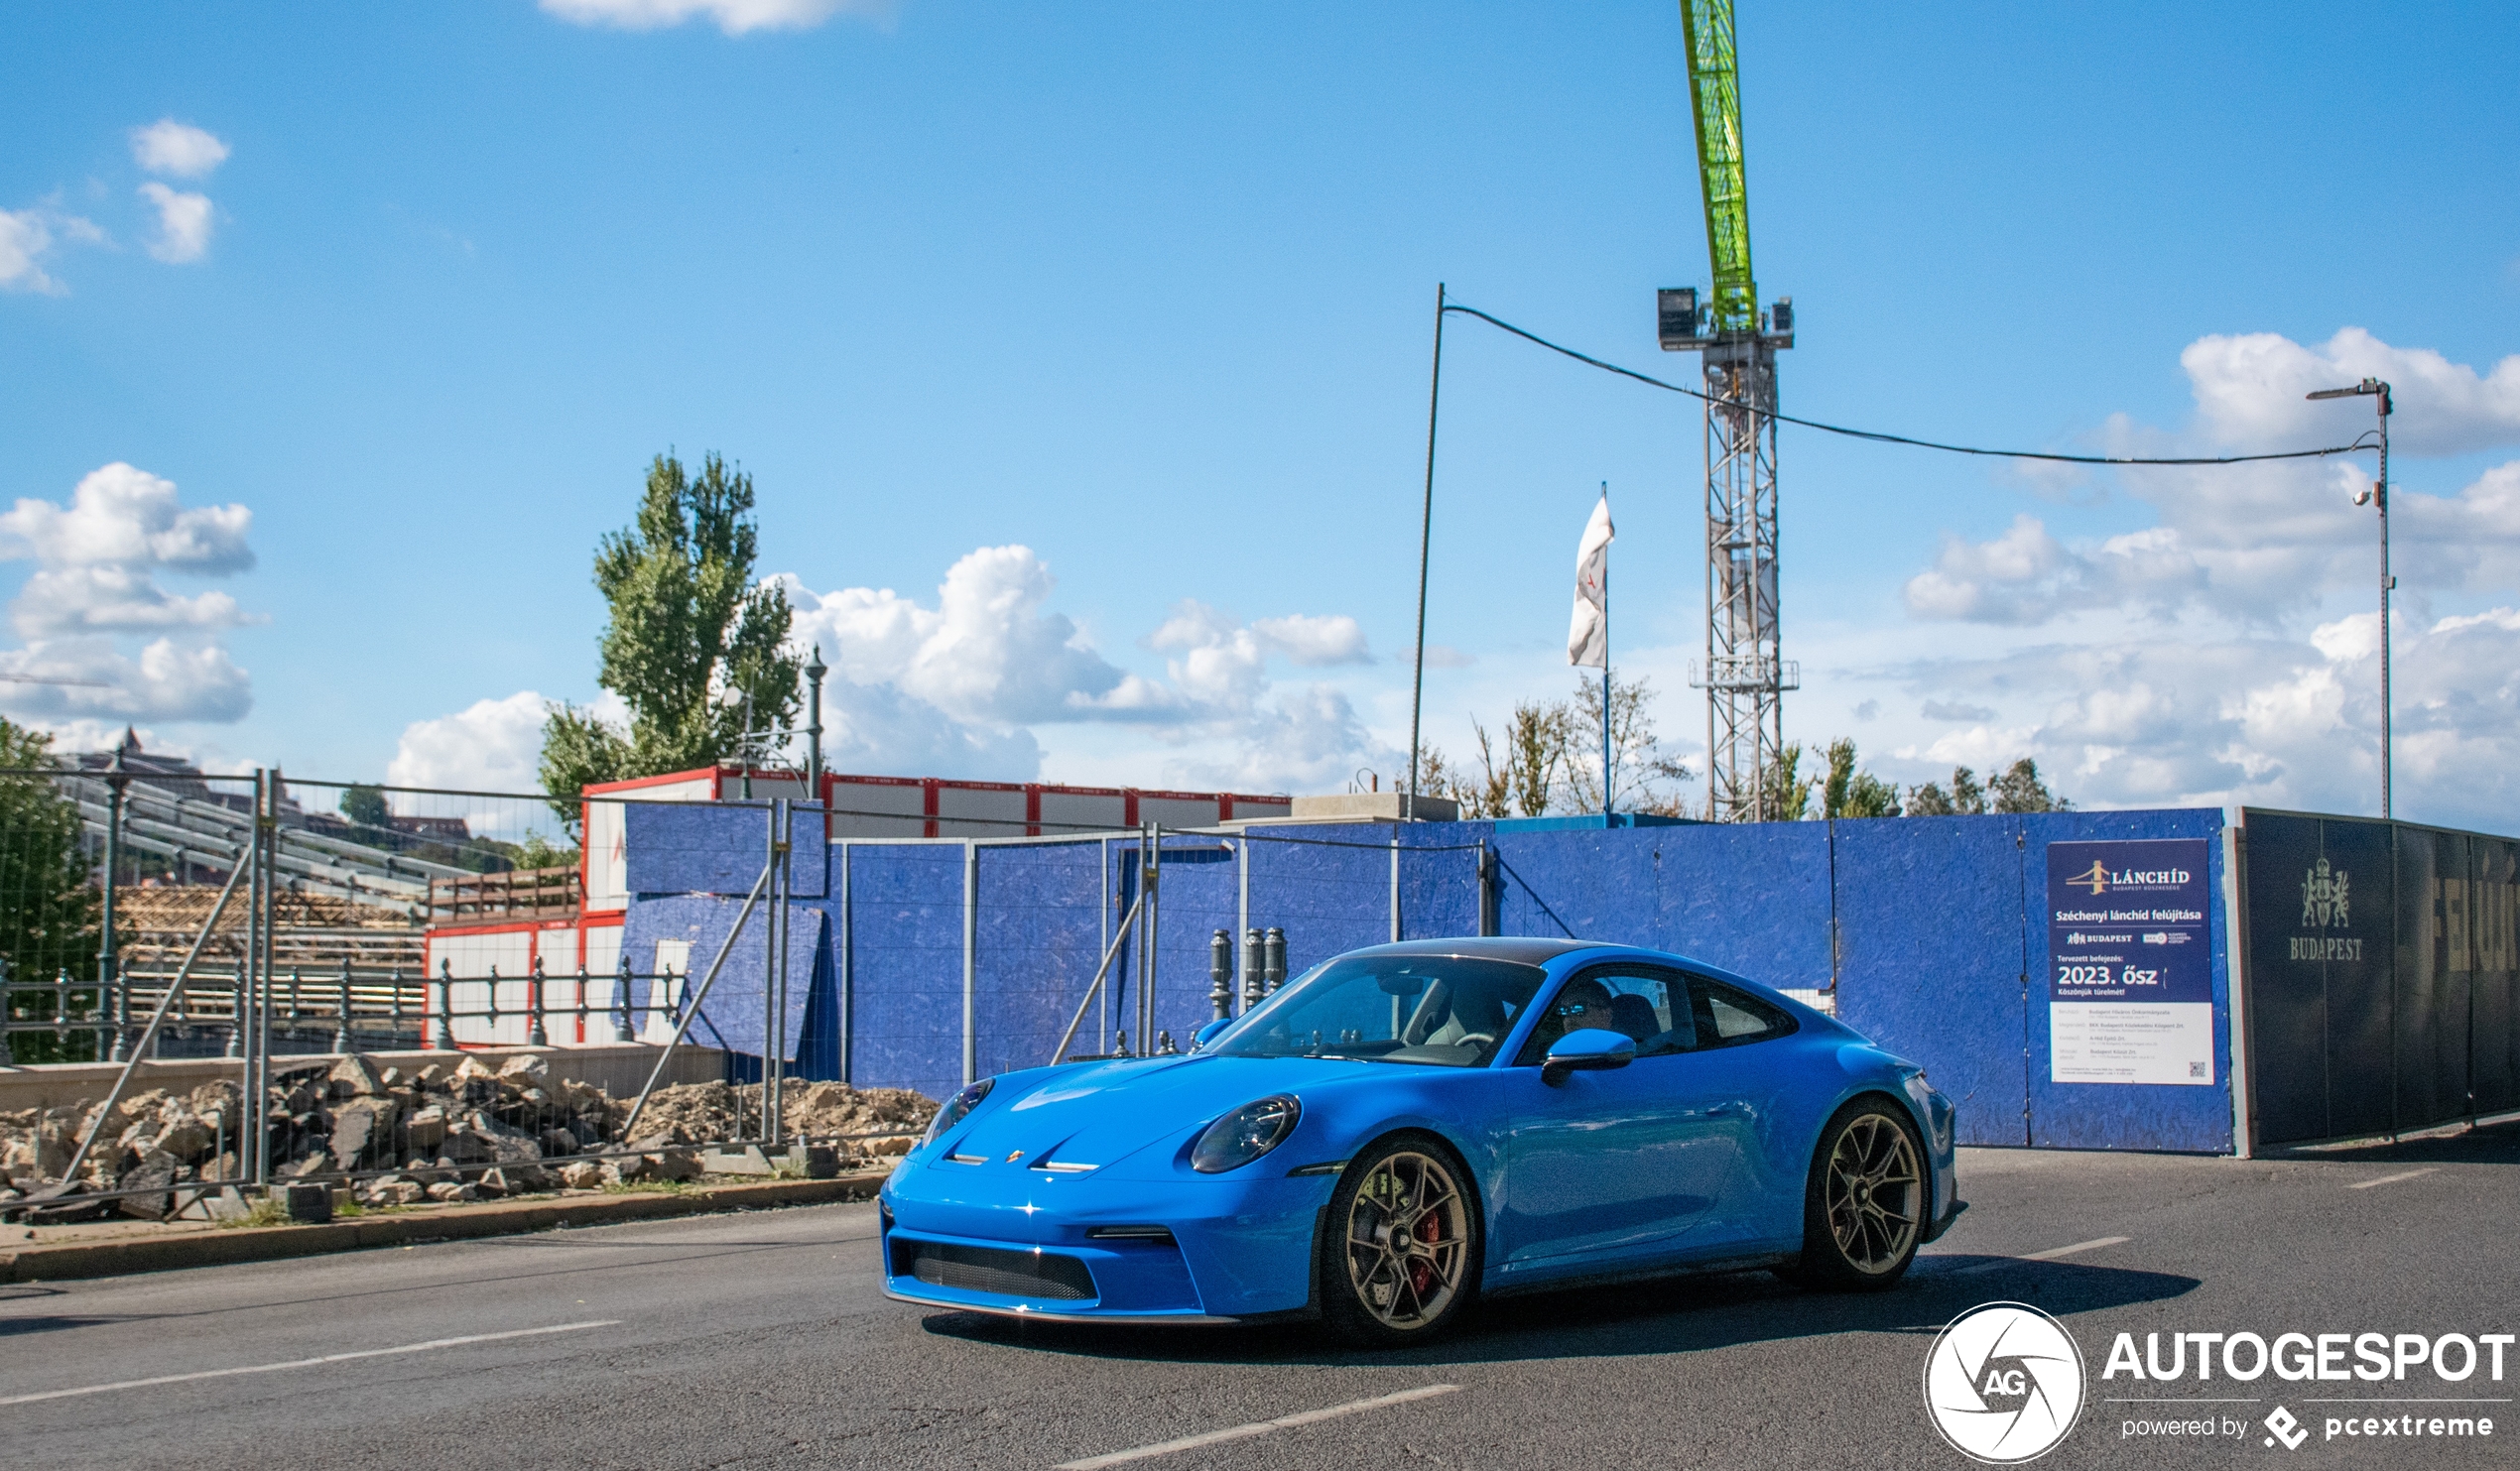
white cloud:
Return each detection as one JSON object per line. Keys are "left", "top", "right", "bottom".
{"left": 766, "top": 550, "right": 1387, "bottom": 791}
{"left": 1252, "top": 613, "right": 1371, "bottom": 666}
{"left": 1909, "top": 333, "right": 2520, "bottom": 631}
{"left": 12, "top": 565, "right": 251, "bottom": 637}
{"left": 1902, "top": 514, "right": 2207, "bottom": 625}
{"left": 1920, "top": 698, "right": 1993, "bottom": 721}
{"left": 1, "top": 463, "right": 253, "bottom": 572}
{"left": 782, "top": 546, "right": 1130, "bottom": 725}
{"left": 387, "top": 691, "right": 552, "bottom": 793}
{"left": 138, "top": 183, "right": 214, "bottom": 264}
{"left": 129, "top": 120, "right": 230, "bottom": 179}
{"left": 1849, "top": 602, "right": 2520, "bottom": 825}
{"left": 1146, "top": 600, "right": 1267, "bottom": 711}
{"left": 2183, "top": 327, "right": 2520, "bottom": 457}
{"left": 38, "top": 719, "right": 187, "bottom": 763}
{"left": 0, "top": 208, "right": 65, "bottom": 295}
{"left": 0, "top": 463, "right": 258, "bottom": 727}
{"left": 0, "top": 203, "right": 104, "bottom": 295}
{"left": 0, "top": 638, "right": 253, "bottom": 726}
{"left": 540, "top": 0, "right": 889, "bottom": 35}
{"left": 819, "top": 676, "right": 1041, "bottom": 781}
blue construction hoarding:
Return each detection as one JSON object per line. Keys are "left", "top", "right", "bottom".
{"left": 616, "top": 799, "right": 2517, "bottom": 1155}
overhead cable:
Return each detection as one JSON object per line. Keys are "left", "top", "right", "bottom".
{"left": 1443, "top": 303, "right": 2377, "bottom": 467}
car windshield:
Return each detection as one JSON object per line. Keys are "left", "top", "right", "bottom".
{"left": 1209, "top": 954, "right": 1546, "bottom": 1067}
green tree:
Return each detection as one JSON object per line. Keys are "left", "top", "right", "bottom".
{"left": 1820, "top": 739, "right": 1904, "bottom": 818}
{"left": 1563, "top": 673, "right": 1695, "bottom": 816}
{"left": 1498, "top": 700, "right": 1570, "bottom": 816}
{"left": 1989, "top": 757, "right": 2072, "bottom": 813}
{"left": 0, "top": 719, "right": 102, "bottom": 1063}
{"left": 540, "top": 451, "right": 800, "bottom": 827}
{"left": 1423, "top": 674, "right": 1694, "bottom": 820}
{"left": 1755, "top": 742, "right": 1814, "bottom": 822}
{"left": 338, "top": 783, "right": 391, "bottom": 836}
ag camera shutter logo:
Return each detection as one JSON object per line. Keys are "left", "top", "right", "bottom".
{"left": 1924, "top": 1302, "right": 2087, "bottom": 1463}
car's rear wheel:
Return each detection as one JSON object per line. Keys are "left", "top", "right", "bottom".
{"left": 1320, "top": 1135, "right": 1480, "bottom": 1345}
{"left": 1781, "top": 1099, "right": 1925, "bottom": 1290}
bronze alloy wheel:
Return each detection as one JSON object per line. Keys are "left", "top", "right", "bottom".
{"left": 1826, "top": 1111, "right": 1922, "bottom": 1271}
{"left": 1783, "top": 1102, "right": 1925, "bottom": 1290}
{"left": 1324, "top": 1143, "right": 1476, "bottom": 1341}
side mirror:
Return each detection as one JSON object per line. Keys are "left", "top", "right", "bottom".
{"left": 1541, "top": 1028, "right": 1636, "bottom": 1086}
{"left": 1191, "top": 1017, "right": 1234, "bottom": 1051}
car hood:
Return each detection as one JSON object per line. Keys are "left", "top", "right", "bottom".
{"left": 947, "top": 1054, "right": 1366, "bottom": 1171}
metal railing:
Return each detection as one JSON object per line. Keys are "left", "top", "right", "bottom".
{"left": 426, "top": 864, "right": 581, "bottom": 923}
{"left": 1, "top": 959, "right": 707, "bottom": 1059}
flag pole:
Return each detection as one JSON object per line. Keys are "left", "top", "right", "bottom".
{"left": 1406, "top": 283, "right": 1447, "bottom": 823}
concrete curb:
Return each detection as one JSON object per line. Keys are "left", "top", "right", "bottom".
{"left": 0, "top": 1171, "right": 888, "bottom": 1284}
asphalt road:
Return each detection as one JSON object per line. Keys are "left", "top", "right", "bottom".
{"left": 4, "top": 1123, "right": 2515, "bottom": 1471}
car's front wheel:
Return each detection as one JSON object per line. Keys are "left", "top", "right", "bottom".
{"left": 1781, "top": 1099, "right": 1926, "bottom": 1290}
{"left": 1319, "top": 1135, "right": 1480, "bottom": 1345}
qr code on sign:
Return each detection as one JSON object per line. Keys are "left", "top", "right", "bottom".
{"left": 2189, "top": 1061, "right": 2207, "bottom": 1077}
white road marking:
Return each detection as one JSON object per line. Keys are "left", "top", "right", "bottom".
{"left": 0, "top": 1320, "right": 619, "bottom": 1407}
{"left": 1056, "top": 1384, "right": 1462, "bottom": 1469}
{"left": 2347, "top": 1167, "right": 2439, "bottom": 1189}
{"left": 1953, "top": 1235, "right": 2131, "bottom": 1274}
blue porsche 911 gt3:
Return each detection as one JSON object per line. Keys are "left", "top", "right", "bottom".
{"left": 879, "top": 937, "right": 1963, "bottom": 1343}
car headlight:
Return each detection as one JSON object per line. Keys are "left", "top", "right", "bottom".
{"left": 1191, "top": 1094, "right": 1301, "bottom": 1173}
{"left": 923, "top": 1078, "right": 993, "bottom": 1146}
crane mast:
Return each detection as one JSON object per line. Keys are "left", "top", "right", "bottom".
{"left": 1665, "top": 0, "right": 1796, "bottom": 821}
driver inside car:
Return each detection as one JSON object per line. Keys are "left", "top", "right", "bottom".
{"left": 1526, "top": 977, "right": 1616, "bottom": 1056}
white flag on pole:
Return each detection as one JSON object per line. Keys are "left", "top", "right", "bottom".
{"left": 1567, "top": 492, "right": 1613, "bottom": 668}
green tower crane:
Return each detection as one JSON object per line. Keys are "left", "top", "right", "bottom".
{"left": 1682, "top": 0, "right": 1755, "bottom": 336}
{"left": 1664, "top": 0, "right": 1797, "bottom": 822}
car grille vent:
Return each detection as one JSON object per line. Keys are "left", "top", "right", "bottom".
{"left": 901, "top": 1241, "right": 1095, "bottom": 1300}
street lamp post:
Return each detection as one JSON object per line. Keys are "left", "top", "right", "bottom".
{"left": 2306, "top": 378, "right": 2393, "bottom": 818}
{"left": 804, "top": 644, "right": 826, "bottom": 803}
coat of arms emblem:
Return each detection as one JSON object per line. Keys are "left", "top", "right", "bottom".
{"left": 2302, "top": 858, "right": 2349, "bottom": 928}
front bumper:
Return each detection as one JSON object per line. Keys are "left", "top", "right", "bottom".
{"left": 878, "top": 1161, "right": 1335, "bottom": 1322}
{"left": 881, "top": 1283, "right": 1249, "bottom": 1327}
{"left": 1917, "top": 1082, "right": 1965, "bottom": 1244}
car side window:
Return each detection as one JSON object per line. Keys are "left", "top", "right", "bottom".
{"left": 1687, "top": 975, "right": 1798, "bottom": 1047}
{"left": 1512, "top": 967, "right": 1696, "bottom": 1066}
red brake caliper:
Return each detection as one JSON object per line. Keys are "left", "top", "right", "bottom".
{"left": 1408, "top": 1209, "right": 1440, "bottom": 1294}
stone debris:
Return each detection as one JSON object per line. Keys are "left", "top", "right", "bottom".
{"left": 0, "top": 1062, "right": 934, "bottom": 1220}
{"left": 624, "top": 1079, "right": 934, "bottom": 1148}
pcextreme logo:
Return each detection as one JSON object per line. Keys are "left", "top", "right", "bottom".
{"left": 1925, "top": 1302, "right": 2087, "bottom": 1464}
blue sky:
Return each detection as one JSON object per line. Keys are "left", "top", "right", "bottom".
{"left": 5, "top": 2, "right": 2518, "bottom": 825}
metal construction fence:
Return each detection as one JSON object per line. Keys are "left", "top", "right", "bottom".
{"left": 11, "top": 753, "right": 2512, "bottom": 1227}
{"left": 0, "top": 766, "right": 935, "bottom": 1224}
{"left": 620, "top": 797, "right": 2520, "bottom": 1157}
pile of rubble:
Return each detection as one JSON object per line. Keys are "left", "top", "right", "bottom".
{"left": 630, "top": 1078, "right": 937, "bottom": 1147}
{"left": 0, "top": 1054, "right": 936, "bottom": 1224}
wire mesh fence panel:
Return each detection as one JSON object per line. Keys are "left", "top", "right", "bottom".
{"left": 972, "top": 839, "right": 1110, "bottom": 1076}
{"left": 1, "top": 773, "right": 938, "bottom": 1227}
{"left": 1242, "top": 826, "right": 1401, "bottom": 984}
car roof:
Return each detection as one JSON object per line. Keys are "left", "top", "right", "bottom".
{"left": 1344, "top": 936, "right": 1616, "bottom": 966}
{"left": 1322, "top": 937, "right": 1835, "bottom": 1027}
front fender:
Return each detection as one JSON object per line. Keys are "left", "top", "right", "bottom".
{"left": 1828, "top": 1045, "right": 1962, "bottom": 1242}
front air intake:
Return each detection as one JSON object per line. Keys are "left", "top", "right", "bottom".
{"left": 896, "top": 1240, "right": 1096, "bottom": 1300}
